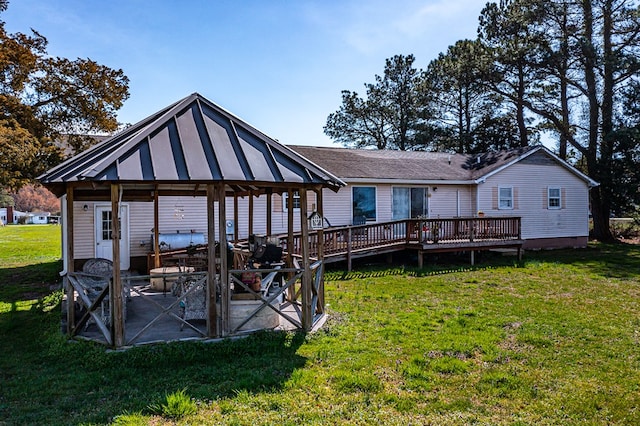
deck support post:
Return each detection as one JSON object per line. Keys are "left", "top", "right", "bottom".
{"left": 470, "top": 250, "right": 475, "bottom": 266}
{"left": 417, "top": 250, "right": 423, "bottom": 269}
{"left": 346, "top": 227, "right": 353, "bottom": 272}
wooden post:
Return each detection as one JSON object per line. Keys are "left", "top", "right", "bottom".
{"left": 470, "top": 250, "right": 475, "bottom": 266}
{"left": 217, "top": 184, "right": 230, "bottom": 336}
{"left": 266, "top": 189, "right": 272, "bottom": 236}
{"left": 110, "top": 183, "right": 124, "bottom": 348}
{"left": 417, "top": 250, "right": 423, "bottom": 269}
{"left": 206, "top": 185, "right": 219, "bottom": 337}
{"left": 316, "top": 188, "right": 325, "bottom": 312}
{"left": 300, "top": 189, "right": 312, "bottom": 330}
{"left": 286, "top": 188, "right": 295, "bottom": 301}
{"left": 153, "top": 186, "right": 160, "bottom": 268}
{"left": 248, "top": 190, "right": 254, "bottom": 237}
{"left": 233, "top": 194, "right": 239, "bottom": 243}
{"left": 346, "top": 227, "right": 353, "bottom": 272}
{"left": 65, "top": 186, "right": 75, "bottom": 335}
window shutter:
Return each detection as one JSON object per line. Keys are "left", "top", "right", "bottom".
{"left": 543, "top": 187, "right": 548, "bottom": 208}
{"left": 274, "top": 194, "right": 283, "bottom": 212}
{"left": 513, "top": 187, "right": 519, "bottom": 210}
{"left": 561, "top": 188, "right": 566, "bottom": 209}
{"left": 492, "top": 187, "right": 498, "bottom": 210}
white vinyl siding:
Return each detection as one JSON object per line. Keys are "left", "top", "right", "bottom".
{"left": 479, "top": 161, "right": 590, "bottom": 240}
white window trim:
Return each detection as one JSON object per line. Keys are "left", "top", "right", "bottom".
{"left": 548, "top": 186, "right": 562, "bottom": 210}
{"left": 283, "top": 191, "right": 301, "bottom": 212}
{"left": 498, "top": 186, "right": 514, "bottom": 210}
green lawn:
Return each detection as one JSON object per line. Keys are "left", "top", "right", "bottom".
{"left": 1, "top": 225, "right": 640, "bottom": 425}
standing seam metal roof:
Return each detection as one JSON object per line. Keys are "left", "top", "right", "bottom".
{"left": 39, "top": 93, "right": 345, "bottom": 191}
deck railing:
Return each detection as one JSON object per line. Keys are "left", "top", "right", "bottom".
{"left": 280, "top": 217, "right": 521, "bottom": 259}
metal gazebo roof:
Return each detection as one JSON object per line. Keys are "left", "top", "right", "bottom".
{"left": 39, "top": 93, "right": 344, "bottom": 196}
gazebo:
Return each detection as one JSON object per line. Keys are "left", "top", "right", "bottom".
{"left": 39, "top": 93, "right": 344, "bottom": 348}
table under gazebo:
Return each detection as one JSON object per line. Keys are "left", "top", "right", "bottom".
{"left": 39, "top": 93, "right": 344, "bottom": 348}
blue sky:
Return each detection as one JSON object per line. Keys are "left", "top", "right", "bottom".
{"left": 5, "top": 0, "right": 486, "bottom": 147}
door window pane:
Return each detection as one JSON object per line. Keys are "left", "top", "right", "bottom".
{"left": 411, "top": 188, "right": 427, "bottom": 218}
{"left": 392, "top": 188, "right": 409, "bottom": 220}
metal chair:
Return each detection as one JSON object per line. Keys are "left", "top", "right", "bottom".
{"left": 178, "top": 275, "right": 207, "bottom": 329}
{"left": 79, "top": 258, "right": 127, "bottom": 328}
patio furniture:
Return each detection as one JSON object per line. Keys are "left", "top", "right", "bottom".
{"left": 178, "top": 275, "right": 207, "bottom": 330}
{"left": 78, "top": 258, "right": 127, "bottom": 328}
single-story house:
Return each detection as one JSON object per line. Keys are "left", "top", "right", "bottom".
{"left": 0, "top": 207, "right": 27, "bottom": 225}
{"left": 288, "top": 145, "right": 599, "bottom": 250}
{"left": 25, "top": 211, "right": 51, "bottom": 224}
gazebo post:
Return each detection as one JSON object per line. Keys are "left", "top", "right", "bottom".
{"left": 286, "top": 188, "right": 295, "bottom": 301}
{"left": 233, "top": 194, "right": 239, "bottom": 243}
{"left": 110, "top": 183, "right": 124, "bottom": 348}
{"left": 316, "top": 188, "right": 325, "bottom": 312}
{"left": 153, "top": 185, "right": 160, "bottom": 268}
{"left": 248, "top": 190, "right": 254, "bottom": 237}
{"left": 266, "top": 189, "right": 272, "bottom": 236}
{"left": 300, "top": 188, "right": 312, "bottom": 330}
{"left": 206, "top": 184, "right": 219, "bottom": 337}
{"left": 217, "top": 184, "right": 230, "bottom": 336}
{"left": 65, "top": 186, "right": 75, "bottom": 335}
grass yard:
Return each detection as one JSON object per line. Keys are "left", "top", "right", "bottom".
{"left": 1, "top": 225, "right": 640, "bottom": 425}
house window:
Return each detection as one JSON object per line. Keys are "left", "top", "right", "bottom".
{"left": 352, "top": 186, "right": 376, "bottom": 220}
{"left": 548, "top": 187, "right": 561, "bottom": 209}
{"left": 498, "top": 186, "right": 513, "bottom": 209}
{"left": 283, "top": 190, "right": 301, "bottom": 211}
{"left": 392, "top": 187, "right": 428, "bottom": 219}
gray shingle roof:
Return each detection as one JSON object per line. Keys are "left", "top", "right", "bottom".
{"left": 39, "top": 93, "right": 345, "bottom": 195}
{"left": 288, "top": 145, "right": 536, "bottom": 182}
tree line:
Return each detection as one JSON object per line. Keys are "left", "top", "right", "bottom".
{"left": 324, "top": 0, "right": 640, "bottom": 241}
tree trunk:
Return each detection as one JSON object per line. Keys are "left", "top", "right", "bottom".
{"left": 516, "top": 64, "right": 528, "bottom": 147}
{"left": 582, "top": 0, "right": 614, "bottom": 242}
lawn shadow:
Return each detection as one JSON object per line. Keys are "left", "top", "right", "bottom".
{"left": 2, "top": 300, "right": 309, "bottom": 424}
{"left": 0, "top": 260, "right": 62, "bottom": 303}
{"left": 526, "top": 242, "right": 640, "bottom": 279}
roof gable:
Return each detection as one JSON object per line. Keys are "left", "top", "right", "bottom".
{"left": 39, "top": 93, "right": 345, "bottom": 193}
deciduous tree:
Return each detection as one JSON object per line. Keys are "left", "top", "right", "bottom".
{"left": 0, "top": 1, "right": 129, "bottom": 189}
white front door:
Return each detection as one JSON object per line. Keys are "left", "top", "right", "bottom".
{"left": 95, "top": 205, "right": 130, "bottom": 270}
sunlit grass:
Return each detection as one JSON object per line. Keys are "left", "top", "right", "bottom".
{"left": 1, "top": 225, "right": 640, "bottom": 424}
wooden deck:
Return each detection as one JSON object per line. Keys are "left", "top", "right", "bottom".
{"left": 280, "top": 217, "right": 523, "bottom": 270}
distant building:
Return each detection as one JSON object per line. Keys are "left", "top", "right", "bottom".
{"left": 0, "top": 207, "right": 27, "bottom": 225}
{"left": 26, "top": 211, "right": 51, "bottom": 224}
